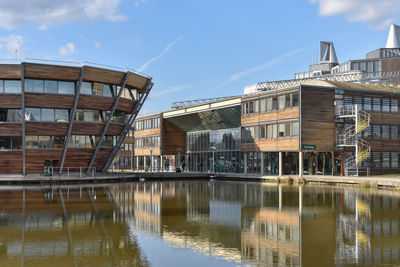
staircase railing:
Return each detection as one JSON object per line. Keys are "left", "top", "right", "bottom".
{"left": 336, "top": 105, "right": 371, "bottom": 176}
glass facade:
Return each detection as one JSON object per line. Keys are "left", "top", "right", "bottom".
{"left": 186, "top": 128, "right": 242, "bottom": 173}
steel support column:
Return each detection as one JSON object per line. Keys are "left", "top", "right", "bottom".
{"left": 21, "top": 63, "right": 26, "bottom": 175}
{"left": 59, "top": 66, "right": 85, "bottom": 174}
{"left": 86, "top": 72, "right": 129, "bottom": 173}
{"left": 101, "top": 80, "right": 153, "bottom": 173}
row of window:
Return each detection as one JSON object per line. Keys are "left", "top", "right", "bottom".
{"left": 360, "top": 124, "right": 399, "bottom": 140}
{"left": 0, "top": 136, "right": 22, "bottom": 150}
{"left": 0, "top": 109, "right": 23, "bottom": 122}
{"left": 0, "top": 80, "right": 22, "bottom": 94}
{"left": 242, "top": 122, "right": 299, "bottom": 143}
{"left": 121, "top": 143, "right": 134, "bottom": 151}
{"left": 242, "top": 93, "right": 299, "bottom": 115}
{"left": 342, "top": 95, "right": 398, "bottom": 113}
{"left": 135, "top": 136, "right": 161, "bottom": 148}
{"left": 25, "top": 79, "right": 136, "bottom": 100}
{"left": 74, "top": 109, "right": 127, "bottom": 123}
{"left": 25, "top": 135, "right": 117, "bottom": 149}
{"left": 135, "top": 117, "right": 161, "bottom": 131}
{"left": 362, "top": 152, "right": 399, "bottom": 168}
{"left": 25, "top": 108, "right": 69, "bottom": 122}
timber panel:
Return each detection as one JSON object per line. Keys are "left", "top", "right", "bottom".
{"left": 0, "top": 151, "right": 22, "bottom": 174}
{"left": 0, "top": 64, "right": 21, "bottom": 79}
{"left": 92, "top": 148, "right": 113, "bottom": 171}
{"left": 126, "top": 73, "right": 149, "bottom": 91}
{"left": 134, "top": 128, "right": 161, "bottom": 137}
{"left": 367, "top": 140, "right": 400, "bottom": 152}
{"left": 162, "top": 120, "right": 185, "bottom": 155}
{"left": 26, "top": 150, "right": 62, "bottom": 173}
{"left": 83, "top": 66, "right": 125, "bottom": 85}
{"left": 24, "top": 63, "right": 81, "bottom": 81}
{"left": 25, "top": 122, "right": 68, "bottom": 136}
{"left": 106, "top": 124, "right": 124, "bottom": 136}
{"left": 301, "top": 86, "right": 335, "bottom": 152}
{"left": 116, "top": 98, "right": 135, "bottom": 113}
{"left": 25, "top": 94, "right": 74, "bottom": 108}
{"left": 77, "top": 95, "right": 114, "bottom": 111}
{"left": 0, "top": 124, "right": 22, "bottom": 136}
{"left": 72, "top": 122, "right": 104, "bottom": 135}
{"left": 370, "top": 112, "right": 400, "bottom": 125}
{"left": 241, "top": 108, "right": 299, "bottom": 125}
{"left": 0, "top": 95, "right": 21, "bottom": 108}
{"left": 241, "top": 138, "right": 299, "bottom": 152}
{"left": 63, "top": 149, "right": 93, "bottom": 169}
{"left": 135, "top": 147, "right": 161, "bottom": 156}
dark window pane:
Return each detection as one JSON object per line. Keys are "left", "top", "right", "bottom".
{"left": 272, "top": 97, "right": 278, "bottom": 111}
{"left": 25, "top": 79, "right": 43, "bottom": 93}
{"left": 7, "top": 109, "right": 22, "bottom": 122}
{"left": 44, "top": 80, "right": 58, "bottom": 94}
{"left": 292, "top": 94, "right": 299, "bottom": 107}
{"left": 11, "top": 137, "right": 22, "bottom": 150}
{"left": 92, "top": 82, "right": 104, "bottom": 96}
{"left": 0, "top": 137, "right": 11, "bottom": 149}
{"left": 54, "top": 136, "right": 65, "bottom": 149}
{"left": 4, "top": 80, "right": 21, "bottom": 94}
{"left": 58, "top": 81, "right": 75, "bottom": 95}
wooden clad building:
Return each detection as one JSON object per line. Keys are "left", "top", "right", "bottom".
{"left": 0, "top": 62, "right": 152, "bottom": 175}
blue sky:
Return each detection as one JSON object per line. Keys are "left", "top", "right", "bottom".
{"left": 0, "top": 0, "right": 399, "bottom": 115}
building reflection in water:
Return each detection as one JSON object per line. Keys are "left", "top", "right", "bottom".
{"left": 0, "top": 182, "right": 399, "bottom": 267}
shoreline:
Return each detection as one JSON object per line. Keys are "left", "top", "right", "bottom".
{"left": 0, "top": 172, "right": 399, "bottom": 189}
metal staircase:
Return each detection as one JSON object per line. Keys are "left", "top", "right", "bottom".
{"left": 336, "top": 105, "right": 371, "bottom": 176}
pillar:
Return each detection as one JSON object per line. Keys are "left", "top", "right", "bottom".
{"left": 136, "top": 156, "right": 139, "bottom": 171}
{"left": 143, "top": 156, "right": 147, "bottom": 171}
{"left": 260, "top": 152, "right": 265, "bottom": 176}
{"left": 279, "top": 185, "right": 282, "bottom": 212}
{"left": 244, "top": 153, "right": 248, "bottom": 175}
{"left": 299, "top": 185, "right": 303, "bottom": 214}
{"left": 299, "top": 152, "right": 303, "bottom": 177}
{"left": 279, "top": 152, "right": 283, "bottom": 177}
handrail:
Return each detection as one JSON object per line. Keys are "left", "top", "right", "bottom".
{"left": 44, "top": 166, "right": 97, "bottom": 178}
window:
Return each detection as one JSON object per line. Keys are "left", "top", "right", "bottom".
{"left": 25, "top": 108, "right": 41, "bottom": 121}
{"left": 278, "top": 96, "right": 285, "bottom": 110}
{"left": 254, "top": 126, "right": 259, "bottom": 140}
{"left": 373, "top": 97, "right": 381, "bottom": 111}
{"left": 54, "top": 136, "right": 65, "bottom": 149}
{"left": 92, "top": 82, "right": 104, "bottom": 96}
{"left": 382, "top": 125, "right": 390, "bottom": 139}
{"left": 249, "top": 101, "right": 254, "bottom": 113}
{"left": 4, "top": 80, "right": 21, "bottom": 94}
{"left": 354, "top": 96, "right": 362, "bottom": 110}
{"left": 364, "top": 97, "right": 371, "bottom": 111}
{"left": 272, "top": 97, "right": 278, "bottom": 111}
{"left": 44, "top": 80, "right": 58, "bottom": 94}
{"left": 292, "top": 94, "right": 299, "bottom": 107}
{"left": 292, "top": 122, "right": 299, "bottom": 136}
{"left": 344, "top": 96, "right": 352, "bottom": 107}
{"left": 278, "top": 124, "right": 284, "bottom": 137}
{"left": 38, "top": 136, "right": 52, "bottom": 149}
{"left": 254, "top": 100, "right": 259, "bottom": 113}
{"left": 382, "top": 98, "right": 390, "bottom": 112}
{"left": 373, "top": 125, "right": 381, "bottom": 139}
{"left": 249, "top": 127, "right": 255, "bottom": 142}
{"left": 391, "top": 99, "right": 398, "bottom": 112}
{"left": 26, "top": 136, "right": 38, "bottom": 149}
{"left": 25, "top": 79, "right": 43, "bottom": 93}
{"left": 41, "top": 109, "right": 54, "bottom": 121}
{"left": 363, "top": 126, "right": 372, "bottom": 139}
{"left": 266, "top": 98, "right": 272, "bottom": 112}
{"left": 84, "top": 110, "right": 94, "bottom": 122}
{"left": 260, "top": 126, "right": 265, "bottom": 139}
{"left": 243, "top": 102, "right": 249, "bottom": 114}
{"left": 267, "top": 125, "right": 272, "bottom": 139}
{"left": 285, "top": 123, "right": 291, "bottom": 137}
{"left": 391, "top": 125, "right": 398, "bottom": 140}
{"left": 285, "top": 95, "right": 291, "bottom": 109}
{"left": 81, "top": 82, "right": 92, "bottom": 95}
{"left": 55, "top": 109, "right": 69, "bottom": 122}
{"left": 260, "top": 99, "right": 266, "bottom": 113}
{"left": 373, "top": 152, "right": 381, "bottom": 168}
{"left": 382, "top": 152, "right": 390, "bottom": 168}
{"left": 58, "top": 81, "right": 75, "bottom": 95}
{"left": 0, "top": 109, "right": 22, "bottom": 122}
{"left": 392, "top": 152, "right": 399, "bottom": 168}
{"left": 272, "top": 124, "right": 277, "bottom": 139}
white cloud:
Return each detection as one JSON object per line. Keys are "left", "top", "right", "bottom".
{"left": 222, "top": 46, "right": 310, "bottom": 85}
{"left": 59, "top": 43, "right": 76, "bottom": 56}
{"left": 0, "top": 35, "right": 24, "bottom": 58}
{"left": 310, "top": 0, "right": 400, "bottom": 29}
{"left": 0, "top": 0, "right": 126, "bottom": 29}
{"left": 134, "top": 0, "right": 149, "bottom": 8}
{"left": 137, "top": 34, "right": 185, "bottom": 72}
{"left": 94, "top": 42, "right": 101, "bottom": 49}
{"left": 150, "top": 85, "right": 191, "bottom": 99}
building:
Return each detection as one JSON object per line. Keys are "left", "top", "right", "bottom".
{"left": 125, "top": 24, "right": 400, "bottom": 176}
{"left": 0, "top": 61, "right": 152, "bottom": 175}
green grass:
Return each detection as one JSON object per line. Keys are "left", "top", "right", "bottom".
{"left": 370, "top": 174, "right": 400, "bottom": 178}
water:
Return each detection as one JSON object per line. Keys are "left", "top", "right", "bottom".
{"left": 0, "top": 181, "right": 398, "bottom": 267}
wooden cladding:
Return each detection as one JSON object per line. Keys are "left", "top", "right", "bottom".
{"left": 117, "top": 98, "right": 136, "bottom": 113}
{"left": 135, "top": 147, "right": 161, "bottom": 156}
{"left": 0, "top": 95, "right": 21, "bottom": 108}
{"left": 23, "top": 63, "right": 81, "bottom": 81}
{"left": 71, "top": 122, "right": 123, "bottom": 135}
{"left": 126, "top": 73, "right": 149, "bottom": 91}
{"left": 78, "top": 95, "right": 114, "bottom": 111}
{"left": 0, "top": 151, "right": 22, "bottom": 174}
{"left": 83, "top": 66, "right": 125, "bottom": 85}
{"left": 162, "top": 120, "right": 185, "bottom": 155}
{"left": 0, "top": 124, "right": 22, "bottom": 136}
{"left": 134, "top": 128, "right": 161, "bottom": 137}
{"left": 26, "top": 150, "right": 62, "bottom": 173}
{"left": 63, "top": 148, "right": 111, "bottom": 171}
{"left": 241, "top": 138, "right": 299, "bottom": 152}
{"left": 25, "top": 94, "right": 74, "bottom": 109}
{"left": 301, "top": 86, "right": 335, "bottom": 151}
{"left": 25, "top": 122, "right": 68, "bottom": 136}
{"left": 242, "top": 108, "right": 299, "bottom": 125}
{"left": 0, "top": 65, "right": 21, "bottom": 79}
